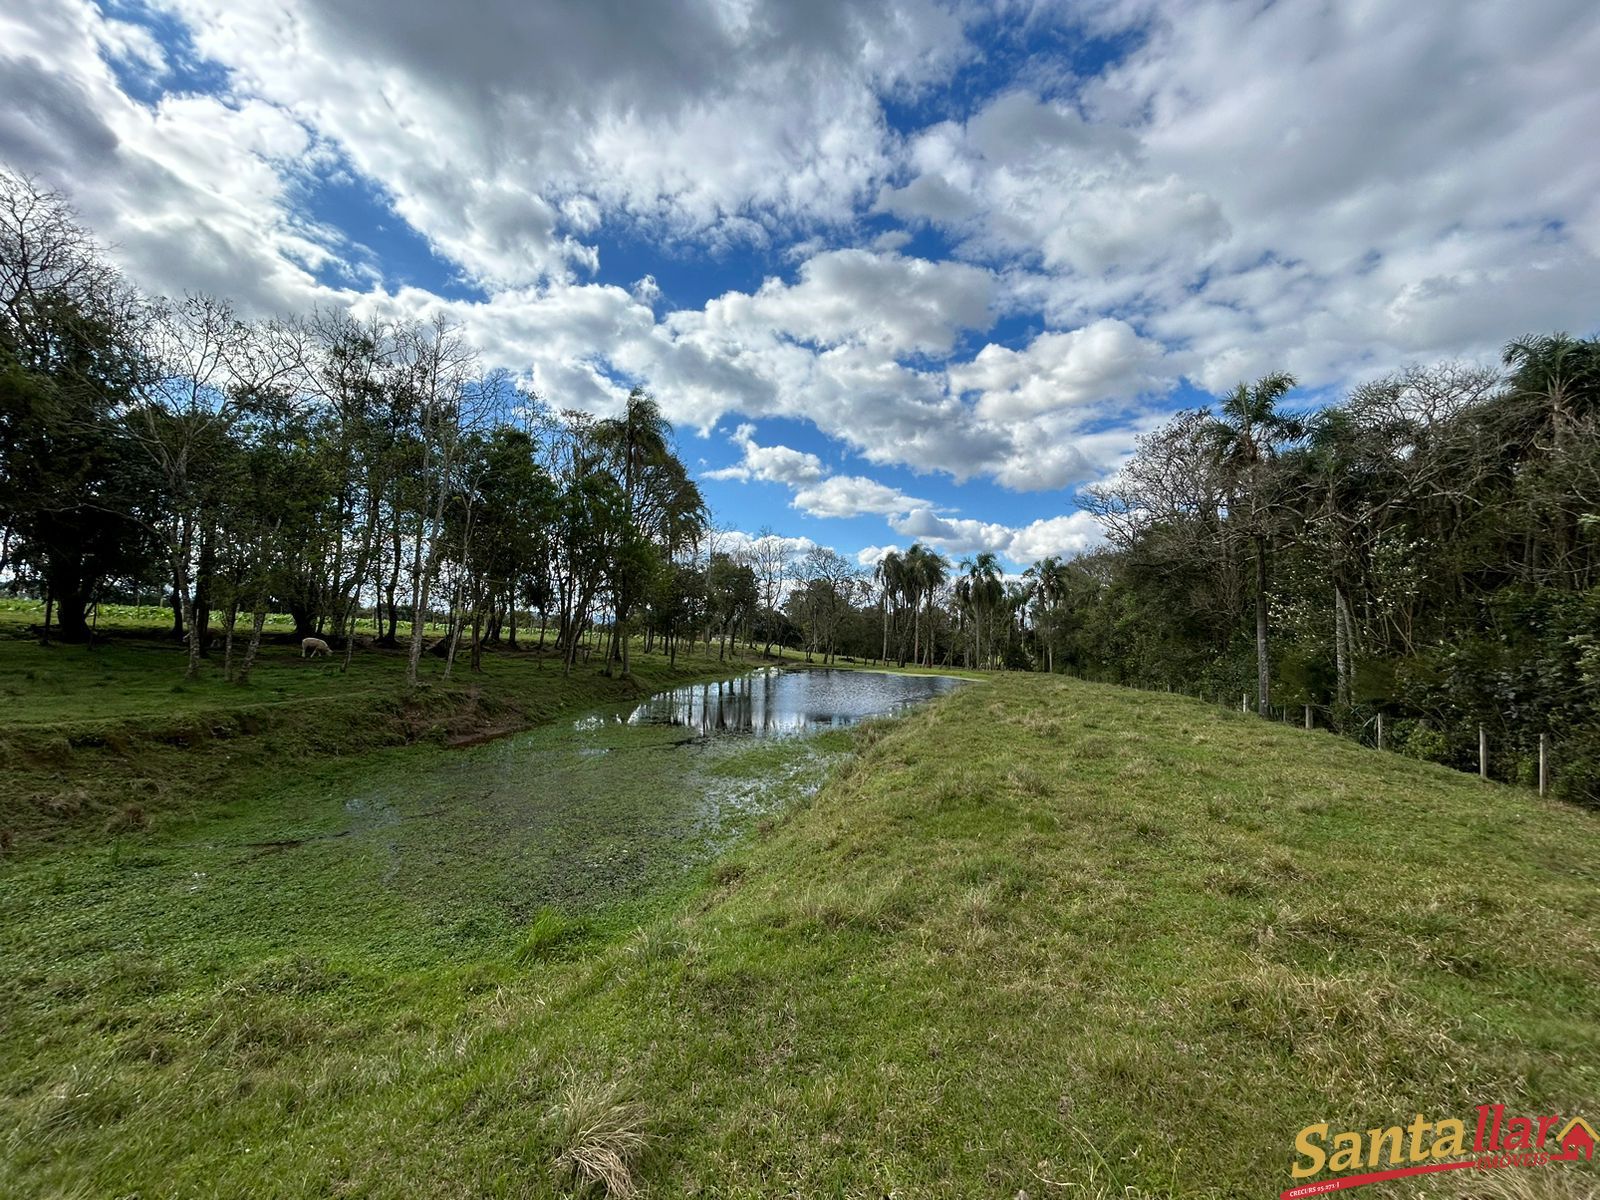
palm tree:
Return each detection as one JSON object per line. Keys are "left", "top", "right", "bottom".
{"left": 916, "top": 547, "right": 950, "bottom": 666}
{"left": 1210, "top": 371, "right": 1300, "bottom": 716}
{"left": 595, "top": 387, "right": 672, "bottom": 675}
{"left": 596, "top": 387, "right": 671, "bottom": 507}
{"left": 1024, "top": 555, "right": 1069, "bottom": 673}
{"left": 901, "top": 543, "right": 929, "bottom": 666}
{"left": 958, "top": 552, "right": 1004, "bottom": 669}
{"left": 1502, "top": 334, "right": 1600, "bottom": 590}
{"left": 874, "top": 549, "right": 904, "bottom": 665}
{"left": 1502, "top": 332, "right": 1598, "bottom": 455}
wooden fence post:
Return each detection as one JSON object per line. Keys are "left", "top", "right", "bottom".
{"left": 1479, "top": 725, "right": 1488, "bottom": 780}
{"left": 1539, "top": 733, "right": 1549, "bottom": 797}
{"left": 1376, "top": 712, "right": 1384, "bottom": 752}
{"left": 1241, "top": 693, "right": 1248, "bottom": 713}
{"left": 1303, "top": 704, "right": 1312, "bottom": 730}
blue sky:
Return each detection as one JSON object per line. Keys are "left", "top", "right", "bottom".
{"left": 5, "top": 0, "right": 1599, "bottom": 568}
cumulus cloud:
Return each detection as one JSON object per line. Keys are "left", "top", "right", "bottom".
{"left": 950, "top": 319, "right": 1169, "bottom": 421}
{"left": 703, "top": 424, "right": 827, "bottom": 486}
{"left": 0, "top": 1, "right": 343, "bottom": 311}
{"left": 703, "top": 426, "right": 931, "bottom": 519}
{"left": 5, "top": 0, "right": 1598, "bottom": 567}
{"left": 889, "top": 509, "right": 1104, "bottom": 564}
{"left": 708, "top": 528, "right": 817, "bottom": 563}
{"left": 792, "top": 474, "right": 928, "bottom": 519}
{"left": 855, "top": 544, "right": 898, "bottom": 567}
{"left": 896, "top": 2, "right": 1600, "bottom": 387}
{"left": 151, "top": 0, "right": 970, "bottom": 285}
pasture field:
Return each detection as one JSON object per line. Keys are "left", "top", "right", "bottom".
{"left": 0, "top": 620, "right": 1596, "bottom": 1197}
{"left": 0, "top": 603, "right": 757, "bottom": 847}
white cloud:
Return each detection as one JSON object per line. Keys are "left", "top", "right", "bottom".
{"left": 152, "top": 0, "right": 971, "bottom": 286}
{"left": 709, "top": 528, "right": 817, "bottom": 564}
{"left": 7, "top": 0, "right": 1600, "bottom": 569}
{"left": 950, "top": 318, "right": 1169, "bottom": 421}
{"left": 889, "top": 508, "right": 1104, "bottom": 565}
{"left": 856, "top": 544, "right": 898, "bottom": 567}
{"left": 888, "top": 3, "right": 1600, "bottom": 387}
{"left": 630, "top": 274, "right": 661, "bottom": 306}
{"left": 717, "top": 247, "right": 996, "bottom": 355}
{"left": 703, "top": 424, "right": 827, "bottom": 485}
{"left": 0, "top": 1, "right": 343, "bottom": 311}
{"left": 792, "top": 474, "right": 928, "bottom": 519}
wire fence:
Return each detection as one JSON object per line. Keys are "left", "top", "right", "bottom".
{"left": 1182, "top": 687, "right": 1564, "bottom": 798}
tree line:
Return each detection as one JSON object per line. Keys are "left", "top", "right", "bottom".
{"left": 0, "top": 166, "right": 1086, "bottom": 688}
{"left": 0, "top": 168, "right": 721, "bottom": 683}
{"left": 1070, "top": 348, "right": 1599, "bottom": 805}
{"left": 5, "top": 167, "right": 1595, "bottom": 801}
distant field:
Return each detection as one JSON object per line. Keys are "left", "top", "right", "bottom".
{"left": 2, "top": 669, "right": 1595, "bottom": 1197}
{"left": 0, "top": 600, "right": 756, "bottom": 849}
{"left": 0, "top": 599, "right": 643, "bottom": 731}
{"left": 0, "top": 597, "right": 308, "bottom": 636}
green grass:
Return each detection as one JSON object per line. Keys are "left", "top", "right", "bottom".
{"left": 2, "top": 663, "right": 1597, "bottom": 1197}
{"left": 0, "top": 600, "right": 603, "bottom": 732}
{"left": 0, "top": 606, "right": 764, "bottom": 849}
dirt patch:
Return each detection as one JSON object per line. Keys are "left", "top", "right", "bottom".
{"left": 238, "top": 829, "right": 352, "bottom": 858}
{"left": 445, "top": 723, "right": 530, "bottom": 749}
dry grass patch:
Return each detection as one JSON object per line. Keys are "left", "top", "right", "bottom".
{"left": 548, "top": 1069, "right": 650, "bottom": 1198}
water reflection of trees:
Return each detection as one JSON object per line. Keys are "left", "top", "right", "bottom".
{"left": 629, "top": 672, "right": 806, "bottom": 735}
{"left": 626, "top": 669, "right": 962, "bottom": 736}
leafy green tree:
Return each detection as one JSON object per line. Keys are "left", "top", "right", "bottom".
{"left": 1023, "top": 555, "right": 1070, "bottom": 673}
{"left": 0, "top": 171, "right": 162, "bottom": 642}
{"left": 1209, "top": 372, "right": 1301, "bottom": 715}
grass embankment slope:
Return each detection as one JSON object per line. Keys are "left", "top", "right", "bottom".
{"left": 3, "top": 667, "right": 1598, "bottom": 1197}
{"left": 0, "top": 606, "right": 753, "bottom": 848}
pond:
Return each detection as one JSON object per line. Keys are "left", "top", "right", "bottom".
{"left": 614, "top": 666, "right": 967, "bottom": 737}
{"left": 3, "top": 667, "right": 969, "bottom": 974}
{"left": 331, "top": 668, "right": 968, "bottom": 924}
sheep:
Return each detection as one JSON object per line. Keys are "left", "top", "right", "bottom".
{"left": 301, "top": 636, "right": 331, "bottom": 659}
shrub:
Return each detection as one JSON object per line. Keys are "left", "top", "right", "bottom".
{"left": 548, "top": 1070, "right": 649, "bottom": 1198}
{"left": 515, "top": 907, "right": 583, "bottom": 964}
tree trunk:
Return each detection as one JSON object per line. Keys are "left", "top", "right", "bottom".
{"left": 405, "top": 522, "right": 430, "bottom": 687}
{"left": 170, "top": 568, "right": 185, "bottom": 641}
{"left": 193, "top": 527, "right": 216, "bottom": 657}
{"left": 45, "top": 584, "right": 91, "bottom": 642}
{"left": 236, "top": 606, "right": 268, "bottom": 685}
{"left": 221, "top": 601, "right": 240, "bottom": 681}
{"left": 1254, "top": 534, "right": 1270, "bottom": 716}
{"left": 442, "top": 581, "right": 465, "bottom": 680}
{"left": 287, "top": 601, "right": 318, "bottom": 643}
{"left": 379, "top": 515, "right": 402, "bottom": 647}
{"left": 1333, "top": 582, "right": 1350, "bottom": 709}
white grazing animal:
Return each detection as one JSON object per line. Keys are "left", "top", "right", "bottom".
{"left": 301, "top": 637, "right": 331, "bottom": 659}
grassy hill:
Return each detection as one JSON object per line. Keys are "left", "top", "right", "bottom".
{"left": 2, "top": 667, "right": 1596, "bottom": 1197}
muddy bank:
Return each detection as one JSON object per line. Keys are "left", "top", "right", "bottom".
{"left": 0, "top": 659, "right": 746, "bottom": 852}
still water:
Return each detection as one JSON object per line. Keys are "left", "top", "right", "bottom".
{"left": 617, "top": 666, "right": 967, "bottom": 737}
{"left": 63, "top": 667, "right": 970, "bottom": 966}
